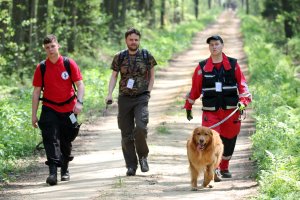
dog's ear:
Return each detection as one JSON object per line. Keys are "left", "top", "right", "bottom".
{"left": 193, "top": 127, "right": 199, "bottom": 135}
{"left": 208, "top": 129, "right": 214, "bottom": 136}
{"left": 192, "top": 128, "right": 199, "bottom": 142}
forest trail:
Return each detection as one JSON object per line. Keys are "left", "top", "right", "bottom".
{"left": 1, "top": 10, "right": 258, "bottom": 200}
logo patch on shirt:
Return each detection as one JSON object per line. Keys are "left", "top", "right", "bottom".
{"left": 61, "top": 71, "right": 69, "bottom": 80}
{"left": 198, "top": 69, "right": 202, "bottom": 75}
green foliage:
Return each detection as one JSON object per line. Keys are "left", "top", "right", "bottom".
{"left": 241, "top": 13, "right": 300, "bottom": 199}
{"left": 0, "top": 89, "right": 41, "bottom": 182}
{"left": 71, "top": 53, "right": 112, "bottom": 121}
{"left": 287, "top": 37, "right": 300, "bottom": 61}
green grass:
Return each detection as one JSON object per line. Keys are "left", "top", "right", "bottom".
{"left": 156, "top": 123, "right": 171, "bottom": 135}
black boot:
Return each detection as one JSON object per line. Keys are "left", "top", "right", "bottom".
{"left": 46, "top": 164, "right": 57, "bottom": 186}
{"left": 61, "top": 161, "right": 70, "bottom": 181}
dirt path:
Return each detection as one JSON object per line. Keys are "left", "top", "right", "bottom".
{"left": 1, "top": 10, "right": 258, "bottom": 200}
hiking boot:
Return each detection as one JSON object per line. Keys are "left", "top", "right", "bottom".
{"left": 221, "top": 170, "right": 232, "bottom": 178}
{"left": 61, "top": 169, "right": 70, "bottom": 181}
{"left": 61, "top": 161, "right": 70, "bottom": 181}
{"left": 214, "top": 169, "right": 222, "bottom": 182}
{"left": 139, "top": 157, "right": 149, "bottom": 172}
{"left": 126, "top": 168, "right": 136, "bottom": 176}
{"left": 46, "top": 164, "right": 57, "bottom": 186}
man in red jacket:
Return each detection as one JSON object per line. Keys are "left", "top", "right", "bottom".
{"left": 184, "top": 35, "right": 251, "bottom": 179}
{"left": 32, "top": 34, "right": 85, "bottom": 185}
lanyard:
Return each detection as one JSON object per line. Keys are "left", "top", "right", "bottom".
{"left": 214, "top": 65, "right": 225, "bottom": 82}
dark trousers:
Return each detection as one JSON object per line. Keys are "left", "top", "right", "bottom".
{"left": 38, "top": 106, "right": 77, "bottom": 167}
{"left": 118, "top": 94, "right": 150, "bottom": 170}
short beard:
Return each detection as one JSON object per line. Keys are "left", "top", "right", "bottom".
{"left": 127, "top": 45, "right": 139, "bottom": 52}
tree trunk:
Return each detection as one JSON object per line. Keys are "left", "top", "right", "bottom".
{"left": 67, "top": 1, "right": 77, "bottom": 52}
{"left": 26, "top": 0, "right": 36, "bottom": 51}
{"left": 0, "top": 1, "right": 10, "bottom": 53}
{"left": 208, "top": 0, "right": 211, "bottom": 9}
{"left": 37, "top": 0, "right": 48, "bottom": 46}
{"left": 12, "top": 0, "right": 26, "bottom": 44}
{"left": 181, "top": 0, "right": 184, "bottom": 21}
{"left": 194, "top": 0, "right": 199, "bottom": 19}
{"left": 160, "top": 0, "right": 165, "bottom": 28}
{"left": 281, "top": 0, "right": 293, "bottom": 38}
{"left": 246, "top": 0, "right": 249, "bottom": 14}
{"left": 120, "top": 0, "right": 127, "bottom": 27}
{"left": 148, "top": 0, "right": 155, "bottom": 27}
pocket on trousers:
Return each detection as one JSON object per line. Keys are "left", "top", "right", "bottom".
{"left": 38, "top": 120, "right": 48, "bottom": 131}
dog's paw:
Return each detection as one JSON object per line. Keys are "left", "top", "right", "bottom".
{"left": 191, "top": 186, "right": 200, "bottom": 191}
{"left": 202, "top": 184, "right": 213, "bottom": 188}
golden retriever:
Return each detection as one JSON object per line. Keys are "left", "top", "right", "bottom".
{"left": 187, "top": 126, "right": 223, "bottom": 190}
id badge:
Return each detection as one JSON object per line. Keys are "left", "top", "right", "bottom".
{"left": 215, "top": 82, "right": 222, "bottom": 92}
{"left": 69, "top": 113, "right": 77, "bottom": 124}
{"left": 127, "top": 78, "right": 135, "bottom": 89}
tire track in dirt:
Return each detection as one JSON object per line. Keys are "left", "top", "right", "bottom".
{"left": 1, "top": 10, "right": 258, "bottom": 200}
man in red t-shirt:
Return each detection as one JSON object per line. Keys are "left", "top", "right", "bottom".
{"left": 32, "top": 34, "right": 84, "bottom": 186}
{"left": 184, "top": 35, "right": 252, "bottom": 180}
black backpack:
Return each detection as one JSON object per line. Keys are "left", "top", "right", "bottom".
{"left": 39, "top": 56, "right": 77, "bottom": 106}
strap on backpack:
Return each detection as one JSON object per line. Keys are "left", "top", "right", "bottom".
{"left": 39, "top": 56, "right": 77, "bottom": 106}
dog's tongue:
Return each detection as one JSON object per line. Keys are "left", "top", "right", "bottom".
{"left": 197, "top": 144, "right": 205, "bottom": 151}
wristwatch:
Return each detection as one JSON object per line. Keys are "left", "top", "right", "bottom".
{"left": 77, "top": 99, "right": 83, "bottom": 105}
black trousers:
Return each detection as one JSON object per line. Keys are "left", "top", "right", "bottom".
{"left": 118, "top": 94, "right": 150, "bottom": 170}
{"left": 38, "top": 106, "right": 78, "bottom": 167}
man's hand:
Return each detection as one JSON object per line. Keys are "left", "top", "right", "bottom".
{"left": 186, "top": 110, "right": 193, "bottom": 121}
{"left": 73, "top": 102, "right": 83, "bottom": 114}
{"left": 237, "top": 102, "right": 246, "bottom": 111}
{"left": 32, "top": 115, "right": 38, "bottom": 128}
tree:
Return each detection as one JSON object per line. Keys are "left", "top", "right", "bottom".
{"left": 194, "top": 0, "right": 199, "bottom": 19}
{"left": 160, "top": 0, "right": 165, "bottom": 28}
{"left": 281, "top": 0, "right": 293, "bottom": 38}
{"left": 12, "top": 0, "right": 26, "bottom": 44}
{"left": 36, "top": 0, "right": 48, "bottom": 46}
{"left": 0, "top": 1, "right": 10, "bottom": 54}
{"left": 262, "top": 0, "right": 300, "bottom": 38}
{"left": 25, "top": 0, "right": 36, "bottom": 51}
{"left": 246, "top": 0, "right": 249, "bottom": 14}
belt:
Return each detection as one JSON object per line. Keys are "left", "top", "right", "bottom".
{"left": 120, "top": 91, "right": 150, "bottom": 98}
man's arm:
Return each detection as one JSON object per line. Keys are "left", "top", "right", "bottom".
{"left": 235, "top": 62, "right": 252, "bottom": 106}
{"left": 32, "top": 87, "right": 41, "bottom": 128}
{"left": 147, "top": 67, "right": 155, "bottom": 92}
{"left": 74, "top": 80, "right": 85, "bottom": 114}
{"left": 183, "top": 65, "right": 202, "bottom": 110}
{"left": 106, "top": 70, "right": 118, "bottom": 103}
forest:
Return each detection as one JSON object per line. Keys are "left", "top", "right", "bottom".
{"left": 1, "top": 0, "right": 300, "bottom": 199}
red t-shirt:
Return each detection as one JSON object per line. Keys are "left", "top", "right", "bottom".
{"left": 33, "top": 56, "right": 83, "bottom": 113}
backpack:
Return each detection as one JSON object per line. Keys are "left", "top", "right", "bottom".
{"left": 39, "top": 56, "right": 77, "bottom": 106}
{"left": 118, "top": 49, "right": 151, "bottom": 80}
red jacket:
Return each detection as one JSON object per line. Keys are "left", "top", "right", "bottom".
{"left": 184, "top": 53, "right": 251, "bottom": 110}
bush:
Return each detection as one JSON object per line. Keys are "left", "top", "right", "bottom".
{"left": 241, "top": 13, "right": 300, "bottom": 199}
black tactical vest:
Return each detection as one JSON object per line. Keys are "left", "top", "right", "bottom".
{"left": 199, "top": 57, "right": 239, "bottom": 111}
